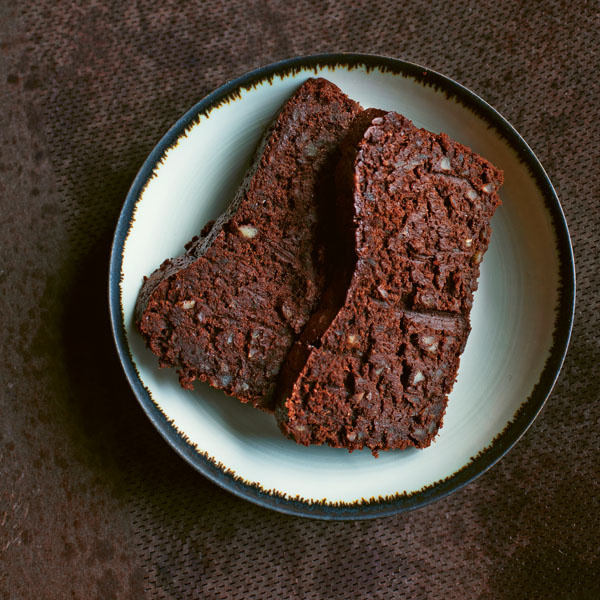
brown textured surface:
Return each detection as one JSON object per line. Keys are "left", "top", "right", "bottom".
{"left": 135, "top": 78, "right": 360, "bottom": 409}
{"left": 277, "top": 111, "right": 502, "bottom": 453}
{"left": 1, "top": 1, "right": 598, "bottom": 598}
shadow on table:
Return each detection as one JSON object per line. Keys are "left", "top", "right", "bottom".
{"left": 59, "top": 233, "right": 241, "bottom": 509}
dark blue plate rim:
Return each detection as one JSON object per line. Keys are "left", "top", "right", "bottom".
{"left": 109, "top": 52, "right": 575, "bottom": 520}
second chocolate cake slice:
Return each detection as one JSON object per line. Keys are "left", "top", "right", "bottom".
{"left": 276, "top": 110, "right": 503, "bottom": 453}
{"left": 135, "top": 78, "right": 361, "bottom": 410}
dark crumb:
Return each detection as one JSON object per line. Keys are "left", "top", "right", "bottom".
{"left": 135, "top": 78, "right": 361, "bottom": 411}
{"left": 276, "top": 110, "right": 503, "bottom": 453}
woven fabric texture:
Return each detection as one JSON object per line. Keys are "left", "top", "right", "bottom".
{"left": 1, "top": 1, "right": 598, "bottom": 598}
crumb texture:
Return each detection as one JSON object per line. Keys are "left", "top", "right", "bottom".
{"left": 277, "top": 111, "right": 503, "bottom": 452}
{"left": 135, "top": 78, "right": 361, "bottom": 410}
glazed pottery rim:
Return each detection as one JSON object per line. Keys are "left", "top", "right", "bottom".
{"left": 108, "top": 52, "right": 575, "bottom": 520}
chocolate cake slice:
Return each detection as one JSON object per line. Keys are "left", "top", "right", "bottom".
{"left": 276, "top": 110, "right": 503, "bottom": 453}
{"left": 136, "top": 78, "right": 361, "bottom": 410}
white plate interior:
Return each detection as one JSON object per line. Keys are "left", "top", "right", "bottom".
{"left": 120, "top": 65, "right": 560, "bottom": 504}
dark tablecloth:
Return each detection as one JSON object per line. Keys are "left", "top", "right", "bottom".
{"left": 1, "top": 1, "right": 598, "bottom": 598}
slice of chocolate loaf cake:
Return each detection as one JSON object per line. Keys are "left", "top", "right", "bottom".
{"left": 136, "top": 78, "right": 361, "bottom": 410}
{"left": 276, "top": 110, "right": 503, "bottom": 453}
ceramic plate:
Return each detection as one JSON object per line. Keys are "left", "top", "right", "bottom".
{"left": 109, "top": 54, "right": 575, "bottom": 519}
